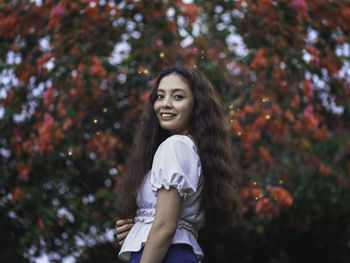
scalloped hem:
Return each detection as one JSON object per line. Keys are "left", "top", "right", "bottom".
{"left": 151, "top": 182, "right": 194, "bottom": 200}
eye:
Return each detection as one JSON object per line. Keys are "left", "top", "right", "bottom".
{"left": 156, "top": 94, "right": 164, "bottom": 99}
{"left": 174, "top": 94, "right": 184, "bottom": 99}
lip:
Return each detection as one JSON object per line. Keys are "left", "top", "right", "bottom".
{"left": 159, "top": 112, "right": 177, "bottom": 121}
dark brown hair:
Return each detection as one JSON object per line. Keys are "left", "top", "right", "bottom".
{"left": 115, "top": 66, "right": 241, "bottom": 228}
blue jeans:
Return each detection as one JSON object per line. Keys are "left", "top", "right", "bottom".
{"left": 130, "top": 244, "right": 197, "bottom": 263}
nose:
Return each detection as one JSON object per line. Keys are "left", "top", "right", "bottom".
{"left": 161, "top": 95, "right": 172, "bottom": 108}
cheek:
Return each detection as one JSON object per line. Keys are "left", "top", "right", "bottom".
{"left": 182, "top": 103, "right": 194, "bottom": 119}
{"left": 153, "top": 102, "right": 159, "bottom": 112}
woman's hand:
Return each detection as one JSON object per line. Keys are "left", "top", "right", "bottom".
{"left": 115, "top": 218, "right": 134, "bottom": 246}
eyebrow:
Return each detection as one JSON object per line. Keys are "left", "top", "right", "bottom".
{"left": 157, "top": 88, "right": 186, "bottom": 93}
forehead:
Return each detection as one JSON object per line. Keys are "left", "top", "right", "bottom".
{"left": 157, "top": 73, "right": 190, "bottom": 91}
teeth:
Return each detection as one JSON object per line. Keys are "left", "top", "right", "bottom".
{"left": 161, "top": 113, "right": 175, "bottom": 117}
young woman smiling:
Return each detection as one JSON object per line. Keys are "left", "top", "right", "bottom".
{"left": 115, "top": 66, "right": 241, "bottom": 263}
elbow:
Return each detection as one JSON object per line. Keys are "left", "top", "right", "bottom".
{"left": 152, "top": 221, "right": 177, "bottom": 241}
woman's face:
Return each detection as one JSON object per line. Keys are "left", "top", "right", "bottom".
{"left": 154, "top": 73, "right": 194, "bottom": 135}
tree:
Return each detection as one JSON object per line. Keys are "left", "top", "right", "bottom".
{"left": 0, "top": 0, "right": 349, "bottom": 262}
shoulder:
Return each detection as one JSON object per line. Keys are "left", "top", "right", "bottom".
{"left": 153, "top": 135, "right": 199, "bottom": 164}
{"left": 160, "top": 135, "right": 198, "bottom": 154}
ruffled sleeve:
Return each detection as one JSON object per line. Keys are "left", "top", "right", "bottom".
{"left": 150, "top": 135, "right": 201, "bottom": 200}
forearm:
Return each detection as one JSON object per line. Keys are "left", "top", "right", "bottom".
{"left": 139, "top": 224, "right": 176, "bottom": 263}
{"left": 139, "top": 187, "right": 181, "bottom": 263}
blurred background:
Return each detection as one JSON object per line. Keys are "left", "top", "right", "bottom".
{"left": 0, "top": 0, "right": 349, "bottom": 262}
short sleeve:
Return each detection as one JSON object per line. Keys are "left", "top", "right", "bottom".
{"left": 150, "top": 135, "right": 201, "bottom": 200}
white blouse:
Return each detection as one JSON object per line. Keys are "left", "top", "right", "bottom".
{"left": 118, "top": 135, "right": 205, "bottom": 262}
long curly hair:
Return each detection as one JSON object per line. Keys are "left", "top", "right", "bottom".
{"left": 115, "top": 66, "right": 241, "bottom": 228}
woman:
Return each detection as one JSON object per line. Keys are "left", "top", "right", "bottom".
{"left": 115, "top": 66, "right": 241, "bottom": 263}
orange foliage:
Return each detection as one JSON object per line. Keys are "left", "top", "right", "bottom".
{"left": 92, "top": 210, "right": 101, "bottom": 219}
{"left": 0, "top": 15, "right": 20, "bottom": 39}
{"left": 304, "top": 45, "right": 319, "bottom": 65}
{"left": 89, "top": 56, "right": 107, "bottom": 78}
{"left": 12, "top": 44, "right": 20, "bottom": 52}
{"left": 337, "top": 7, "right": 350, "bottom": 31}
{"left": 38, "top": 53, "right": 53, "bottom": 74}
{"left": 313, "top": 125, "right": 329, "bottom": 141}
{"left": 301, "top": 105, "right": 319, "bottom": 131}
{"left": 17, "top": 63, "right": 37, "bottom": 83}
{"left": 207, "top": 49, "right": 219, "bottom": 61}
{"left": 258, "top": 146, "right": 273, "bottom": 164}
{"left": 11, "top": 187, "right": 24, "bottom": 204}
{"left": 17, "top": 163, "right": 32, "bottom": 181}
{"left": 290, "top": 0, "right": 309, "bottom": 21}
{"left": 266, "top": 185, "right": 293, "bottom": 208}
{"left": 57, "top": 102, "right": 67, "bottom": 117}
{"left": 243, "top": 104, "right": 256, "bottom": 114}
{"left": 86, "top": 132, "right": 121, "bottom": 159}
{"left": 43, "top": 86, "right": 54, "bottom": 107}
{"left": 256, "top": 0, "right": 273, "bottom": 16}
{"left": 250, "top": 47, "right": 269, "bottom": 69}
{"left": 290, "top": 94, "right": 300, "bottom": 109}
{"left": 10, "top": 128, "right": 24, "bottom": 157}
{"left": 232, "top": 120, "right": 243, "bottom": 136}
{"left": 243, "top": 130, "right": 261, "bottom": 142}
{"left": 284, "top": 110, "right": 295, "bottom": 122}
{"left": 48, "top": 5, "right": 66, "bottom": 30}
{"left": 254, "top": 115, "right": 267, "bottom": 129}
{"left": 302, "top": 79, "right": 314, "bottom": 99}
{"left": 140, "top": 90, "right": 150, "bottom": 103}
{"left": 293, "top": 120, "right": 303, "bottom": 133}
{"left": 38, "top": 219, "right": 45, "bottom": 231}
{"left": 182, "top": 4, "right": 199, "bottom": 22}
{"left": 319, "top": 163, "right": 332, "bottom": 178}
{"left": 168, "top": 21, "right": 177, "bottom": 34}
{"left": 241, "top": 184, "right": 293, "bottom": 219}
{"left": 62, "top": 118, "right": 73, "bottom": 131}
{"left": 268, "top": 120, "right": 288, "bottom": 142}
{"left": 23, "top": 113, "right": 63, "bottom": 155}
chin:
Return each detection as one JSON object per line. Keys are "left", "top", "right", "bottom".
{"left": 160, "top": 124, "right": 176, "bottom": 131}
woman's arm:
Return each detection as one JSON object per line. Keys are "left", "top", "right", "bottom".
{"left": 140, "top": 187, "right": 181, "bottom": 263}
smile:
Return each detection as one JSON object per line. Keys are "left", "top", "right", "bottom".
{"left": 160, "top": 113, "right": 176, "bottom": 120}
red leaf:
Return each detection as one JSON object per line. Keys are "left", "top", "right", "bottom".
{"left": 11, "top": 187, "right": 24, "bottom": 203}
